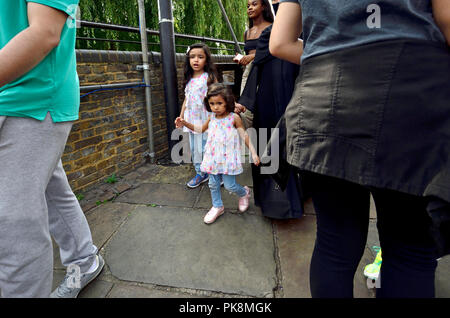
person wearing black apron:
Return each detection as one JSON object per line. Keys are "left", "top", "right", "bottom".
{"left": 271, "top": 0, "right": 450, "bottom": 298}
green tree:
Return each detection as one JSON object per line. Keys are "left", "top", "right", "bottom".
{"left": 76, "top": 0, "right": 247, "bottom": 53}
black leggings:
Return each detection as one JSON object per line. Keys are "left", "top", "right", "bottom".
{"left": 304, "top": 173, "right": 438, "bottom": 298}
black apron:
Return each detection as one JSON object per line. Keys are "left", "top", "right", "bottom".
{"left": 285, "top": 39, "right": 450, "bottom": 255}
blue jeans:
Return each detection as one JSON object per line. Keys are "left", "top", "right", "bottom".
{"left": 209, "top": 174, "right": 247, "bottom": 208}
{"left": 189, "top": 132, "right": 207, "bottom": 176}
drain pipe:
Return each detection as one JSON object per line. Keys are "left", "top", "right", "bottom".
{"left": 216, "top": 0, "right": 243, "bottom": 54}
{"left": 157, "top": 0, "right": 179, "bottom": 152}
{"left": 138, "top": 0, "right": 156, "bottom": 163}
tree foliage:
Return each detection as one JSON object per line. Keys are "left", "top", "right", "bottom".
{"left": 77, "top": 0, "right": 248, "bottom": 53}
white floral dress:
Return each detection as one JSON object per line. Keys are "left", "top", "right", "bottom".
{"left": 183, "top": 72, "right": 210, "bottom": 134}
{"left": 201, "top": 113, "right": 243, "bottom": 175}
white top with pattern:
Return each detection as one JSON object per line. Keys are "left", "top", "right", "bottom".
{"left": 201, "top": 113, "right": 243, "bottom": 175}
{"left": 183, "top": 72, "right": 210, "bottom": 134}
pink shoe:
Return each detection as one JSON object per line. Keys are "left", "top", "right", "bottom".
{"left": 204, "top": 206, "right": 225, "bottom": 224}
{"left": 238, "top": 186, "right": 251, "bottom": 212}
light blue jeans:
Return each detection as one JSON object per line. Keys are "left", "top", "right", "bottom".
{"left": 209, "top": 174, "right": 247, "bottom": 208}
{"left": 189, "top": 132, "right": 207, "bottom": 176}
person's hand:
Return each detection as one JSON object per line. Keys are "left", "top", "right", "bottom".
{"left": 252, "top": 153, "right": 261, "bottom": 166}
{"left": 175, "top": 117, "right": 184, "bottom": 128}
{"left": 239, "top": 54, "right": 254, "bottom": 66}
{"left": 233, "top": 53, "right": 243, "bottom": 63}
{"left": 234, "top": 103, "right": 247, "bottom": 114}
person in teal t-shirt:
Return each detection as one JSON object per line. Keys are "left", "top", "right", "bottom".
{"left": 0, "top": 0, "right": 104, "bottom": 298}
{"left": 0, "top": 0, "right": 80, "bottom": 121}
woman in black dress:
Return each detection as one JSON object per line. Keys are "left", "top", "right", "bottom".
{"left": 235, "top": 0, "right": 274, "bottom": 129}
{"left": 237, "top": 1, "right": 305, "bottom": 219}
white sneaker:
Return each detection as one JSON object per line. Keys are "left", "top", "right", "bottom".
{"left": 50, "top": 254, "right": 105, "bottom": 298}
{"left": 238, "top": 186, "right": 251, "bottom": 212}
{"left": 204, "top": 206, "right": 225, "bottom": 224}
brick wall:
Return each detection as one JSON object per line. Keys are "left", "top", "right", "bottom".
{"left": 64, "top": 50, "right": 234, "bottom": 193}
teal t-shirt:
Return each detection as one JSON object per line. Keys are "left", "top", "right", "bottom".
{"left": 0, "top": 0, "right": 80, "bottom": 122}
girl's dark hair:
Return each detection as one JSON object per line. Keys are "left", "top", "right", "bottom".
{"left": 184, "top": 43, "right": 221, "bottom": 88}
{"left": 204, "top": 83, "right": 235, "bottom": 113}
{"left": 248, "top": 0, "right": 274, "bottom": 29}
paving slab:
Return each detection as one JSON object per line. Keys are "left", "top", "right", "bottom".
{"left": 366, "top": 220, "right": 380, "bottom": 257}
{"left": 107, "top": 283, "right": 203, "bottom": 298}
{"left": 275, "top": 215, "right": 375, "bottom": 298}
{"left": 370, "top": 195, "right": 377, "bottom": 219}
{"left": 137, "top": 164, "right": 196, "bottom": 185}
{"left": 52, "top": 202, "right": 135, "bottom": 270}
{"left": 436, "top": 255, "right": 450, "bottom": 298}
{"left": 120, "top": 165, "right": 162, "bottom": 187}
{"left": 49, "top": 162, "right": 448, "bottom": 299}
{"left": 115, "top": 183, "right": 201, "bottom": 207}
{"left": 103, "top": 205, "right": 277, "bottom": 297}
{"left": 133, "top": 162, "right": 253, "bottom": 187}
{"left": 274, "top": 216, "right": 316, "bottom": 298}
{"left": 235, "top": 164, "right": 254, "bottom": 187}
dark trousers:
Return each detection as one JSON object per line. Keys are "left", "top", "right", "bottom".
{"left": 304, "top": 172, "right": 438, "bottom": 298}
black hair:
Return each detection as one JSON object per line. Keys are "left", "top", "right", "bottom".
{"left": 204, "top": 83, "right": 235, "bottom": 114}
{"left": 248, "top": 0, "right": 274, "bottom": 29}
{"left": 184, "top": 43, "right": 220, "bottom": 89}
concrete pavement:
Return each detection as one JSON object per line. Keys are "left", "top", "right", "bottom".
{"left": 52, "top": 162, "right": 450, "bottom": 298}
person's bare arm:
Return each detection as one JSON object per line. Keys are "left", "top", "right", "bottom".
{"left": 239, "top": 53, "right": 255, "bottom": 66}
{"left": 175, "top": 116, "right": 210, "bottom": 133}
{"left": 234, "top": 114, "right": 260, "bottom": 165}
{"left": 0, "top": 3, "right": 68, "bottom": 87}
{"left": 179, "top": 98, "right": 187, "bottom": 119}
{"left": 432, "top": 0, "right": 450, "bottom": 46}
{"left": 234, "top": 102, "right": 247, "bottom": 114}
{"left": 269, "top": 2, "right": 303, "bottom": 65}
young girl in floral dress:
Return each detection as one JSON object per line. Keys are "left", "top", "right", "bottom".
{"left": 176, "top": 83, "right": 260, "bottom": 224}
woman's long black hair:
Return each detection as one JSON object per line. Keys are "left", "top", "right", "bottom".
{"left": 248, "top": 0, "right": 274, "bottom": 28}
{"left": 184, "top": 43, "right": 221, "bottom": 89}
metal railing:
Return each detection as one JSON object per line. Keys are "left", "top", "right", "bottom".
{"left": 77, "top": 20, "right": 244, "bottom": 53}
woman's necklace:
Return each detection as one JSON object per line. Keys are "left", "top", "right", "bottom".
{"left": 250, "top": 27, "right": 259, "bottom": 37}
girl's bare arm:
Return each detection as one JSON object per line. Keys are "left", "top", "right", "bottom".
{"left": 269, "top": 2, "right": 303, "bottom": 65}
{"left": 176, "top": 117, "right": 210, "bottom": 133}
{"left": 432, "top": 0, "right": 450, "bottom": 46}
{"left": 179, "top": 98, "right": 187, "bottom": 118}
{"left": 234, "top": 114, "right": 260, "bottom": 166}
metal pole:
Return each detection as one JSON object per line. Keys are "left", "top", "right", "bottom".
{"left": 138, "top": 0, "right": 156, "bottom": 163}
{"left": 216, "top": 0, "right": 243, "bottom": 54}
{"left": 157, "top": 0, "right": 179, "bottom": 152}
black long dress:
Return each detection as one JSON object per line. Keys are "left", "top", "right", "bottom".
{"left": 239, "top": 25, "right": 304, "bottom": 219}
